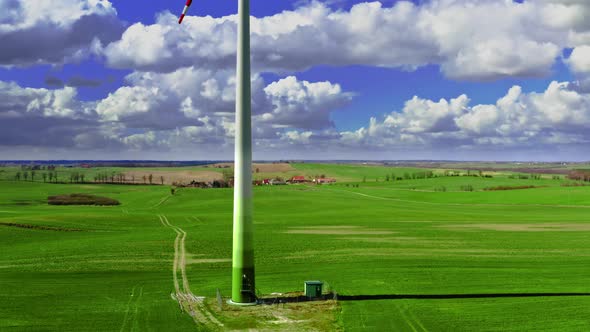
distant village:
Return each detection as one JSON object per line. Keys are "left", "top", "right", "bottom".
{"left": 176, "top": 175, "right": 336, "bottom": 189}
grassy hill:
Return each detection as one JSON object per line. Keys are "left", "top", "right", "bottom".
{"left": 1, "top": 166, "right": 590, "bottom": 330}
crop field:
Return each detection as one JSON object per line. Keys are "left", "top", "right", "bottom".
{"left": 1, "top": 163, "right": 590, "bottom": 331}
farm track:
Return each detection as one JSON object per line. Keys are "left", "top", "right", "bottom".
{"left": 158, "top": 215, "right": 223, "bottom": 329}
{"left": 119, "top": 284, "right": 144, "bottom": 332}
{"left": 153, "top": 195, "right": 172, "bottom": 208}
{"left": 328, "top": 188, "right": 590, "bottom": 209}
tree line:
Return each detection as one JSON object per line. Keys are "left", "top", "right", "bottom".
{"left": 13, "top": 171, "right": 165, "bottom": 185}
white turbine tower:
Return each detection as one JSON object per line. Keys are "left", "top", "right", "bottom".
{"left": 178, "top": 0, "right": 256, "bottom": 305}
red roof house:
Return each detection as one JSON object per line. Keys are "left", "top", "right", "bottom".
{"left": 290, "top": 176, "right": 307, "bottom": 183}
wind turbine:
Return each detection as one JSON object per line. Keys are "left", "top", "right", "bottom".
{"left": 178, "top": 0, "right": 256, "bottom": 305}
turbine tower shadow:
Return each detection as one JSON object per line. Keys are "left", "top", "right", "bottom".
{"left": 337, "top": 292, "right": 590, "bottom": 301}
{"left": 258, "top": 292, "right": 590, "bottom": 304}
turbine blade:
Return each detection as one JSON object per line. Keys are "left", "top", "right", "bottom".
{"left": 178, "top": 0, "right": 193, "bottom": 24}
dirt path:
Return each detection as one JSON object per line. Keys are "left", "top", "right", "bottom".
{"left": 158, "top": 215, "right": 223, "bottom": 328}
{"left": 153, "top": 195, "right": 171, "bottom": 208}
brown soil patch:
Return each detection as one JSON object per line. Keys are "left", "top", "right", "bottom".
{"left": 444, "top": 223, "right": 590, "bottom": 232}
{"left": 336, "top": 236, "right": 461, "bottom": 246}
{"left": 285, "top": 248, "right": 395, "bottom": 260}
{"left": 0, "top": 222, "right": 84, "bottom": 232}
{"left": 208, "top": 162, "right": 294, "bottom": 173}
{"left": 124, "top": 170, "right": 222, "bottom": 185}
{"left": 285, "top": 247, "right": 587, "bottom": 260}
{"left": 285, "top": 226, "right": 394, "bottom": 235}
{"left": 48, "top": 193, "right": 119, "bottom": 206}
{"left": 208, "top": 296, "right": 340, "bottom": 331}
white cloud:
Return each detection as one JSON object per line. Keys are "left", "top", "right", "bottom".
{"left": 261, "top": 76, "right": 352, "bottom": 129}
{"left": 280, "top": 130, "right": 313, "bottom": 144}
{"left": 97, "top": 86, "right": 163, "bottom": 122}
{"left": 0, "top": 0, "right": 124, "bottom": 66}
{"left": 4, "top": 74, "right": 590, "bottom": 159}
{"left": 387, "top": 94, "right": 469, "bottom": 134}
{"left": 122, "top": 131, "right": 158, "bottom": 150}
{"left": 567, "top": 46, "right": 590, "bottom": 74}
{"left": 455, "top": 105, "right": 500, "bottom": 136}
{"left": 88, "top": 67, "right": 352, "bottom": 150}
{"left": 0, "top": 81, "right": 92, "bottom": 119}
{"left": 0, "top": 80, "right": 121, "bottom": 149}
{"left": 341, "top": 79, "right": 590, "bottom": 153}
{"left": 102, "top": 0, "right": 589, "bottom": 80}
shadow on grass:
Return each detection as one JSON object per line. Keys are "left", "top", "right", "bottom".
{"left": 258, "top": 292, "right": 590, "bottom": 304}
{"left": 337, "top": 293, "right": 590, "bottom": 301}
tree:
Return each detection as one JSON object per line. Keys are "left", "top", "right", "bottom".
{"left": 362, "top": 176, "right": 366, "bottom": 183}
{"left": 142, "top": 175, "right": 147, "bottom": 184}
{"left": 160, "top": 176, "right": 164, "bottom": 185}
{"left": 15, "top": 172, "right": 21, "bottom": 181}
{"left": 42, "top": 173, "right": 47, "bottom": 182}
{"left": 23, "top": 171, "right": 29, "bottom": 181}
{"left": 148, "top": 174, "right": 153, "bottom": 184}
{"left": 385, "top": 174, "right": 390, "bottom": 181}
{"left": 255, "top": 168, "right": 260, "bottom": 173}
{"left": 31, "top": 170, "right": 36, "bottom": 182}
{"left": 80, "top": 174, "right": 85, "bottom": 183}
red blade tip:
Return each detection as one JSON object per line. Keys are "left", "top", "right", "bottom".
{"left": 178, "top": 14, "right": 185, "bottom": 24}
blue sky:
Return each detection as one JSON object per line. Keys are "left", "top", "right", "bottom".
{"left": 1, "top": 0, "right": 590, "bottom": 160}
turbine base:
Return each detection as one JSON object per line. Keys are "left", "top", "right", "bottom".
{"left": 227, "top": 299, "right": 258, "bottom": 306}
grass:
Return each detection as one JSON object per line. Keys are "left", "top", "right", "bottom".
{"left": 1, "top": 166, "right": 590, "bottom": 331}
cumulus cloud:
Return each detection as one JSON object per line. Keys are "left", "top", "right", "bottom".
{"left": 261, "top": 76, "right": 353, "bottom": 129}
{"left": 279, "top": 130, "right": 313, "bottom": 144}
{"left": 0, "top": 63, "right": 353, "bottom": 155}
{"left": 0, "top": 81, "right": 94, "bottom": 119}
{"left": 5, "top": 0, "right": 590, "bottom": 159}
{"left": 94, "top": 67, "right": 352, "bottom": 138}
{"left": 0, "top": 0, "right": 124, "bottom": 66}
{"left": 5, "top": 73, "right": 590, "bottom": 159}
{"left": 567, "top": 46, "right": 590, "bottom": 74}
{"left": 386, "top": 94, "right": 469, "bottom": 134}
{"left": 0, "top": 81, "right": 119, "bottom": 149}
{"left": 101, "top": 0, "right": 589, "bottom": 80}
{"left": 336, "top": 80, "right": 590, "bottom": 154}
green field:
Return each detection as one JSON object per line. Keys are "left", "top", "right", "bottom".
{"left": 1, "top": 164, "right": 590, "bottom": 331}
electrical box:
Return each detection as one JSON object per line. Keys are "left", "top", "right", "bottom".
{"left": 304, "top": 281, "right": 323, "bottom": 298}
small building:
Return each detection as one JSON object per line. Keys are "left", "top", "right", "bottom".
{"left": 290, "top": 176, "right": 307, "bottom": 183}
{"left": 270, "top": 179, "right": 286, "bottom": 185}
{"left": 304, "top": 281, "right": 323, "bottom": 298}
{"left": 314, "top": 178, "right": 336, "bottom": 184}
